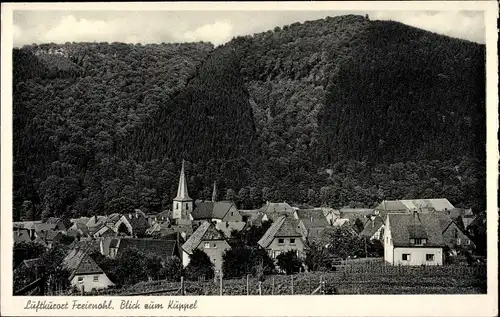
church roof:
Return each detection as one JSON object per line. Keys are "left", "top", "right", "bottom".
{"left": 174, "top": 160, "right": 192, "bottom": 202}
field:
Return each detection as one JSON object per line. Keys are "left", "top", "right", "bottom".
{"left": 59, "top": 259, "right": 487, "bottom": 296}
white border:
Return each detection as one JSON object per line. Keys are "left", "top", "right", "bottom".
{"left": 1, "top": 2, "right": 498, "bottom": 316}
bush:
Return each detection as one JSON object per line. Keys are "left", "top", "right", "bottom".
{"left": 222, "top": 246, "right": 275, "bottom": 279}
{"left": 159, "top": 256, "right": 183, "bottom": 281}
{"left": 277, "top": 250, "right": 303, "bottom": 275}
{"left": 185, "top": 249, "right": 214, "bottom": 281}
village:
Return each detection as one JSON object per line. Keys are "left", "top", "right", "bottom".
{"left": 13, "top": 161, "right": 486, "bottom": 295}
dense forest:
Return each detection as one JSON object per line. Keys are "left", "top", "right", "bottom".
{"left": 12, "top": 15, "right": 486, "bottom": 221}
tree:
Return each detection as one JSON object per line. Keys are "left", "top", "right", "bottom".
{"left": 276, "top": 250, "right": 303, "bottom": 275}
{"left": 249, "top": 186, "right": 261, "bottom": 208}
{"left": 225, "top": 188, "right": 236, "bottom": 202}
{"left": 238, "top": 187, "right": 250, "bottom": 209}
{"left": 115, "top": 247, "right": 149, "bottom": 285}
{"left": 39, "top": 244, "right": 71, "bottom": 293}
{"left": 20, "top": 200, "right": 35, "bottom": 221}
{"left": 321, "top": 227, "right": 365, "bottom": 259}
{"left": 159, "top": 256, "right": 183, "bottom": 281}
{"left": 184, "top": 249, "right": 214, "bottom": 281}
{"left": 222, "top": 246, "right": 275, "bottom": 279}
{"left": 305, "top": 241, "right": 335, "bottom": 272}
{"left": 13, "top": 241, "right": 45, "bottom": 270}
{"left": 262, "top": 187, "right": 272, "bottom": 203}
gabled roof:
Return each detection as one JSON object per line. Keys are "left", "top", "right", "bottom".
{"left": 116, "top": 238, "right": 179, "bottom": 260}
{"left": 86, "top": 216, "right": 108, "bottom": 228}
{"left": 388, "top": 213, "right": 444, "bottom": 247}
{"left": 107, "top": 213, "right": 122, "bottom": 224}
{"left": 191, "top": 201, "right": 237, "bottom": 220}
{"left": 376, "top": 199, "right": 455, "bottom": 213}
{"left": 257, "top": 216, "right": 301, "bottom": 248}
{"left": 63, "top": 248, "right": 104, "bottom": 279}
{"left": 156, "top": 210, "right": 172, "bottom": 221}
{"left": 296, "top": 209, "right": 330, "bottom": 229}
{"left": 360, "top": 216, "right": 385, "bottom": 238}
{"left": 374, "top": 200, "right": 409, "bottom": 212}
{"left": 121, "top": 212, "right": 149, "bottom": 233}
{"left": 260, "top": 202, "right": 294, "bottom": 214}
{"left": 181, "top": 221, "right": 225, "bottom": 254}
{"left": 216, "top": 221, "right": 246, "bottom": 237}
{"left": 332, "top": 218, "right": 350, "bottom": 227}
{"left": 13, "top": 220, "right": 43, "bottom": 229}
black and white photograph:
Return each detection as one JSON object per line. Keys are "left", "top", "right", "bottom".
{"left": 1, "top": 2, "right": 498, "bottom": 316}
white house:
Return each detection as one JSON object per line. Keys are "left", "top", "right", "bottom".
{"left": 384, "top": 212, "right": 444, "bottom": 266}
{"left": 63, "top": 248, "right": 114, "bottom": 292}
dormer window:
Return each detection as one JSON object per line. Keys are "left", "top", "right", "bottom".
{"left": 410, "top": 238, "right": 427, "bottom": 246}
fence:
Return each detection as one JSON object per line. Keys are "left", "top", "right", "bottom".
{"left": 47, "top": 262, "right": 486, "bottom": 296}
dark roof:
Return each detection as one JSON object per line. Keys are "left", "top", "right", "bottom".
{"left": 23, "top": 258, "right": 42, "bottom": 269}
{"left": 35, "top": 229, "right": 63, "bottom": 243}
{"left": 296, "top": 209, "right": 330, "bottom": 229}
{"left": 63, "top": 248, "right": 104, "bottom": 279}
{"left": 258, "top": 215, "right": 301, "bottom": 248}
{"left": 122, "top": 212, "right": 149, "bottom": 233}
{"left": 156, "top": 210, "right": 172, "bottom": 221}
{"left": 360, "top": 216, "right": 385, "bottom": 238}
{"left": 46, "top": 217, "right": 62, "bottom": 224}
{"left": 388, "top": 213, "right": 444, "bottom": 247}
{"left": 69, "top": 239, "right": 101, "bottom": 253}
{"left": 117, "top": 238, "right": 179, "bottom": 260}
{"left": 181, "top": 221, "right": 225, "bottom": 254}
{"left": 191, "top": 201, "right": 237, "bottom": 220}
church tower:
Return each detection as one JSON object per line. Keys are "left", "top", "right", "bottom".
{"left": 172, "top": 160, "right": 193, "bottom": 220}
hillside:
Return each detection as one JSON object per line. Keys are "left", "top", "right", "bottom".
{"left": 12, "top": 15, "right": 486, "bottom": 221}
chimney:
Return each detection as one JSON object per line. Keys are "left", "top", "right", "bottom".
{"left": 94, "top": 214, "right": 98, "bottom": 223}
{"left": 135, "top": 211, "right": 138, "bottom": 218}
{"left": 310, "top": 216, "right": 313, "bottom": 223}
{"left": 129, "top": 213, "right": 132, "bottom": 219}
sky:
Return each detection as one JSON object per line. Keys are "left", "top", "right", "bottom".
{"left": 12, "top": 10, "right": 485, "bottom": 48}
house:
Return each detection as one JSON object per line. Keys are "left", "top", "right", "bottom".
{"left": 86, "top": 215, "right": 109, "bottom": 229}
{"left": 153, "top": 210, "right": 172, "bottom": 225}
{"left": 34, "top": 229, "right": 64, "bottom": 248}
{"left": 375, "top": 199, "right": 455, "bottom": 214}
{"left": 240, "top": 210, "right": 269, "bottom": 227}
{"left": 215, "top": 221, "right": 246, "bottom": 238}
{"left": 13, "top": 228, "right": 32, "bottom": 243}
{"left": 114, "top": 210, "right": 149, "bottom": 237}
{"left": 67, "top": 222, "right": 90, "bottom": 238}
{"left": 145, "top": 221, "right": 192, "bottom": 240}
{"left": 106, "top": 213, "right": 122, "bottom": 227}
{"left": 45, "top": 217, "right": 68, "bottom": 231}
{"left": 259, "top": 202, "right": 297, "bottom": 222}
{"left": 295, "top": 209, "right": 330, "bottom": 240}
{"left": 437, "top": 208, "right": 475, "bottom": 230}
{"left": 257, "top": 215, "right": 305, "bottom": 260}
{"left": 63, "top": 248, "right": 114, "bottom": 292}
{"left": 192, "top": 200, "right": 242, "bottom": 224}
{"left": 101, "top": 237, "right": 180, "bottom": 262}
{"left": 437, "top": 213, "right": 475, "bottom": 252}
{"left": 321, "top": 208, "right": 340, "bottom": 226}
{"left": 181, "top": 221, "right": 231, "bottom": 274}
{"left": 360, "top": 214, "right": 385, "bottom": 241}
{"left": 384, "top": 212, "right": 444, "bottom": 266}
{"left": 89, "top": 224, "right": 116, "bottom": 238}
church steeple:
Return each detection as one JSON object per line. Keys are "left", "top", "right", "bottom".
{"left": 173, "top": 160, "right": 193, "bottom": 220}
{"left": 212, "top": 181, "right": 217, "bottom": 202}
{"left": 174, "top": 160, "right": 191, "bottom": 201}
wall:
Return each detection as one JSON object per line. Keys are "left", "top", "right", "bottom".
{"left": 383, "top": 217, "right": 394, "bottom": 264}
{"left": 70, "top": 273, "right": 114, "bottom": 292}
{"left": 393, "top": 247, "right": 443, "bottom": 266}
{"left": 182, "top": 250, "right": 191, "bottom": 267}
{"left": 222, "top": 205, "right": 243, "bottom": 222}
{"left": 196, "top": 239, "right": 231, "bottom": 273}
{"left": 267, "top": 236, "right": 305, "bottom": 259}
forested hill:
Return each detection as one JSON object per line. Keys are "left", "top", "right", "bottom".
{"left": 12, "top": 15, "right": 486, "bottom": 221}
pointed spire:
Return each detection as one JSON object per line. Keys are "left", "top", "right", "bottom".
{"left": 212, "top": 181, "right": 217, "bottom": 202}
{"left": 174, "top": 160, "right": 191, "bottom": 201}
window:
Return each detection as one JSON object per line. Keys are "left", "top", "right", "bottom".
{"left": 204, "top": 242, "right": 210, "bottom": 249}
{"left": 456, "top": 238, "right": 461, "bottom": 245}
{"left": 410, "top": 238, "right": 415, "bottom": 244}
{"left": 213, "top": 243, "right": 217, "bottom": 248}
{"left": 466, "top": 239, "right": 471, "bottom": 245}
{"left": 453, "top": 228, "right": 458, "bottom": 239}
{"left": 290, "top": 238, "right": 296, "bottom": 245}
{"left": 426, "top": 254, "right": 434, "bottom": 261}
{"left": 78, "top": 276, "right": 84, "bottom": 283}
{"left": 185, "top": 203, "right": 189, "bottom": 209}
{"left": 278, "top": 238, "right": 284, "bottom": 245}
{"left": 176, "top": 203, "right": 178, "bottom": 210}
{"left": 231, "top": 212, "right": 233, "bottom": 216}
{"left": 93, "top": 275, "right": 99, "bottom": 282}
{"left": 413, "top": 238, "right": 426, "bottom": 246}
{"left": 402, "top": 254, "right": 411, "bottom": 261}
